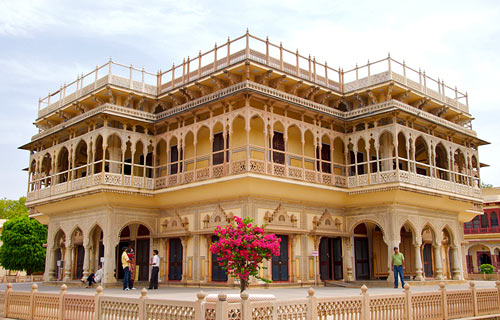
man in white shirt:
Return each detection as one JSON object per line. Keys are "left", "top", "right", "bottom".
{"left": 94, "top": 264, "right": 104, "bottom": 286}
{"left": 148, "top": 249, "right": 160, "bottom": 290}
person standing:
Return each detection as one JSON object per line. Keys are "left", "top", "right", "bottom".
{"left": 148, "top": 249, "right": 160, "bottom": 290}
{"left": 121, "top": 247, "right": 133, "bottom": 291}
{"left": 392, "top": 246, "right": 405, "bottom": 288}
{"left": 127, "top": 246, "right": 136, "bottom": 288}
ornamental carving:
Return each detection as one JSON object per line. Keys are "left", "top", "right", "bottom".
{"left": 161, "top": 211, "right": 189, "bottom": 232}
{"left": 264, "top": 204, "right": 297, "bottom": 227}
{"left": 203, "top": 205, "right": 234, "bottom": 229}
{"left": 312, "top": 210, "right": 342, "bottom": 231}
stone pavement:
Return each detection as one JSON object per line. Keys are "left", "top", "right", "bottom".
{"left": 0, "top": 281, "right": 496, "bottom": 301}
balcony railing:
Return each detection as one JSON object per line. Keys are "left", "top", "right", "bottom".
{"left": 464, "top": 227, "right": 500, "bottom": 234}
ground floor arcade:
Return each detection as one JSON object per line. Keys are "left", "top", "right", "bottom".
{"left": 41, "top": 193, "right": 467, "bottom": 287}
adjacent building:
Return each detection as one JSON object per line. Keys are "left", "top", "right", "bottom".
{"left": 21, "top": 32, "right": 486, "bottom": 286}
{"left": 465, "top": 187, "right": 500, "bottom": 275}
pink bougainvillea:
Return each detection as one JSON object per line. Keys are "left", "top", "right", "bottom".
{"left": 210, "top": 216, "right": 280, "bottom": 292}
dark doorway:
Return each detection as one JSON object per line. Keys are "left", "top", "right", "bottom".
{"left": 136, "top": 239, "right": 150, "bottom": 281}
{"left": 478, "top": 252, "right": 492, "bottom": 266}
{"left": 354, "top": 237, "right": 369, "bottom": 280}
{"left": 319, "top": 237, "right": 343, "bottom": 281}
{"left": 168, "top": 238, "right": 183, "bottom": 281}
{"left": 423, "top": 244, "right": 434, "bottom": 277}
{"left": 74, "top": 245, "right": 84, "bottom": 279}
{"left": 55, "top": 249, "right": 62, "bottom": 280}
{"left": 211, "top": 236, "right": 228, "bottom": 282}
{"left": 272, "top": 235, "right": 289, "bottom": 281}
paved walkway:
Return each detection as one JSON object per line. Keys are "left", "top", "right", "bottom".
{"left": 0, "top": 281, "right": 496, "bottom": 301}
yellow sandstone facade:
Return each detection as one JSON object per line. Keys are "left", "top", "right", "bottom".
{"left": 21, "top": 32, "right": 486, "bottom": 286}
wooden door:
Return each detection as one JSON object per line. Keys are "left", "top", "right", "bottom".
{"left": 211, "top": 236, "right": 228, "bottom": 281}
{"left": 423, "top": 244, "right": 433, "bottom": 277}
{"left": 332, "top": 238, "right": 343, "bottom": 280}
{"left": 354, "top": 237, "right": 370, "bottom": 280}
{"left": 136, "top": 239, "right": 150, "bottom": 281}
{"left": 319, "top": 237, "right": 332, "bottom": 280}
{"left": 74, "top": 245, "right": 84, "bottom": 279}
{"left": 168, "top": 238, "right": 183, "bottom": 280}
{"left": 272, "top": 235, "right": 289, "bottom": 281}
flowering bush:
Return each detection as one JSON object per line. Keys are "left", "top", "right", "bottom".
{"left": 210, "top": 216, "right": 281, "bottom": 292}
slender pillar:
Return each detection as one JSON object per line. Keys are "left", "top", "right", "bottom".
{"left": 290, "top": 235, "right": 297, "bottom": 282}
{"left": 63, "top": 245, "right": 74, "bottom": 282}
{"left": 181, "top": 237, "right": 188, "bottom": 284}
{"left": 205, "top": 235, "right": 210, "bottom": 283}
{"left": 344, "top": 237, "right": 354, "bottom": 281}
{"left": 433, "top": 244, "right": 443, "bottom": 280}
{"left": 82, "top": 244, "right": 91, "bottom": 280}
{"left": 414, "top": 240, "right": 424, "bottom": 281}
{"left": 451, "top": 246, "right": 462, "bottom": 280}
{"left": 48, "top": 248, "right": 58, "bottom": 281}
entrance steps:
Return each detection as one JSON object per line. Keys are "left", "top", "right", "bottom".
{"left": 325, "top": 280, "right": 392, "bottom": 288}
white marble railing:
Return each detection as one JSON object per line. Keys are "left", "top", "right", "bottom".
{"left": 1, "top": 283, "right": 499, "bottom": 320}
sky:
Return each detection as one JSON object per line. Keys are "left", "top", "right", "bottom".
{"left": 0, "top": 0, "right": 499, "bottom": 199}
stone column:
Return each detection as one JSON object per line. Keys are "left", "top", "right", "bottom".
{"left": 82, "top": 244, "right": 91, "bottom": 280}
{"left": 103, "top": 237, "right": 118, "bottom": 285}
{"left": 451, "top": 246, "right": 462, "bottom": 280}
{"left": 433, "top": 244, "right": 443, "bottom": 280}
{"left": 204, "top": 235, "right": 210, "bottom": 283}
{"left": 290, "top": 235, "right": 297, "bottom": 283}
{"left": 48, "top": 248, "right": 58, "bottom": 281}
{"left": 414, "top": 240, "right": 424, "bottom": 281}
{"left": 344, "top": 237, "right": 354, "bottom": 281}
{"left": 181, "top": 237, "right": 188, "bottom": 284}
{"left": 63, "top": 245, "right": 74, "bottom": 282}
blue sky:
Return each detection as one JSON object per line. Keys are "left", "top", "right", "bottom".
{"left": 1, "top": 0, "right": 499, "bottom": 199}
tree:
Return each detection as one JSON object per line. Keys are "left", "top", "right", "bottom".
{"left": 210, "top": 216, "right": 280, "bottom": 292}
{"left": 481, "top": 182, "right": 493, "bottom": 189}
{"left": 0, "top": 197, "right": 29, "bottom": 219}
{"left": 0, "top": 215, "right": 47, "bottom": 275}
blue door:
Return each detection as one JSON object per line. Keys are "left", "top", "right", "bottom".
{"left": 272, "top": 235, "right": 289, "bottom": 281}
{"left": 211, "top": 236, "right": 228, "bottom": 281}
{"left": 168, "top": 238, "right": 182, "bottom": 280}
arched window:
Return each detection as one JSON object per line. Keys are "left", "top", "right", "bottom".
{"left": 481, "top": 214, "right": 489, "bottom": 229}
{"left": 472, "top": 216, "right": 480, "bottom": 229}
{"left": 491, "top": 212, "right": 498, "bottom": 228}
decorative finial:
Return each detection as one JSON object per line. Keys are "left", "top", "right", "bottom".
{"left": 196, "top": 291, "right": 206, "bottom": 300}
{"left": 360, "top": 285, "right": 368, "bottom": 294}
{"left": 31, "top": 283, "right": 38, "bottom": 291}
{"left": 241, "top": 290, "right": 249, "bottom": 300}
{"left": 61, "top": 284, "right": 67, "bottom": 292}
{"left": 307, "top": 287, "right": 315, "bottom": 297}
{"left": 96, "top": 285, "right": 103, "bottom": 295}
{"left": 141, "top": 288, "right": 147, "bottom": 297}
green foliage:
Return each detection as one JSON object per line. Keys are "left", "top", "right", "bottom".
{"left": 479, "top": 263, "right": 496, "bottom": 274}
{"left": 480, "top": 182, "right": 493, "bottom": 189}
{"left": 0, "top": 215, "right": 47, "bottom": 275}
{"left": 0, "top": 197, "right": 29, "bottom": 219}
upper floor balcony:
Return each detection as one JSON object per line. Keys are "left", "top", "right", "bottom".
{"left": 464, "top": 210, "right": 500, "bottom": 235}
{"left": 25, "top": 99, "right": 481, "bottom": 205}
{"left": 35, "top": 32, "right": 470, "bottom": 126}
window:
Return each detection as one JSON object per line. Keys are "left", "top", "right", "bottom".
{"left": 481, "top": 214, "right": 489, "bottom": 229}
{"left": 491, "top": 212, "right": 498, "bottom": 228}
{"left": 464, "top": 221, "right": 472, "bottom": 229}
{"left": 472, "top": 216, "right": 480, "bottom": 229}
{"left": 316, "top": 143, "right": 331, "bottom": 173}
{"left": 169, "top": 145, "right": 183, "bottom": 174}
{"left": 213, "top": 132, "right": 228, "bottom": 165}
{"left": 272, "top": 132, "right": 285, "bottom": 164}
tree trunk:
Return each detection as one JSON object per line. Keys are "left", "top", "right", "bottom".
{"left": 240, "top": 278, "right": 247, "bottom": 293}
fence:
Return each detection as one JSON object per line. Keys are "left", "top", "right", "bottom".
{"left": 2, "top": 282, "right": 500, "bottom": 320}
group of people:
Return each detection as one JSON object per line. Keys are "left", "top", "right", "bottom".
{"left": 83, "top": 244, "right": 160, "bottom": 290}
{"left": 84, "top": 244, "right": 406, "bottom": 290}
{"left": 121, "top": 245, "right": 160, "bottom": 290}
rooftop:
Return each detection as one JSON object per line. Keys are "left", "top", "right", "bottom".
{"left": 36, "top": 31, "right": 470, "bottom": 121}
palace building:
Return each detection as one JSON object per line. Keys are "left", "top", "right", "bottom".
{"left": 21, "top": 32, "right": 486, "bottom": 287}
